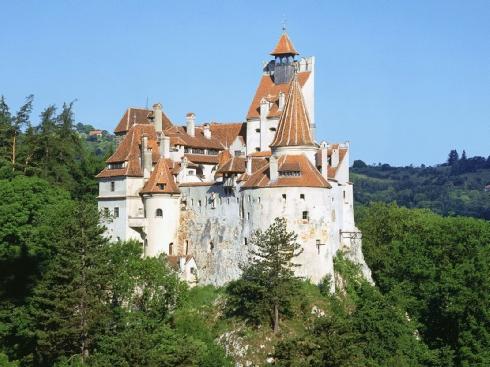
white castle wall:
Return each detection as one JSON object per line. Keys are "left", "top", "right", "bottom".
{"left": 177, "top": 183, "right": 361, "bottom": 285}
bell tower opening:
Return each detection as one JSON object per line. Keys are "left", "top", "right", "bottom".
{"left": 270, "top": 32, "right": 299, "bottom": 85}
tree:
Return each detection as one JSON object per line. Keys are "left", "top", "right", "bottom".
{"left": 27, "top": 202, "right": 111, "bottom": 366}
{"left": 226, "top": 217, "right": 303, "bottom": 333}
{"left": 461, "top": 150, "right": 467, "bottom": 161}
{"left": 352, "top": 160, "right": 367, "bottom": 169}
{"left": 447, "top": 150, "right": 459, "bottom": 166}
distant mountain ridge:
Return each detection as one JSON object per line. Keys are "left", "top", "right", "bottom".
{"left": 352, "top": 151, "right": 490, "bottom": 220}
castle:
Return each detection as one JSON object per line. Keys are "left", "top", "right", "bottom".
{"left": 96, "top": 32, "right": 369, "bottom": 286}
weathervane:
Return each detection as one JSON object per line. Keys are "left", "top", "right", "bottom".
{"left": 282, "top": 16, "right": 287, "bottom": 33}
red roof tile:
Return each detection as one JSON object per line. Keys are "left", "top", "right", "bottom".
{"left": 270, "top": 33, "right": 299, "bottom": 56}
{"left": 141, "top": 158, "right": 180, "bottom": 194}
{"left": 242, "top": 154, "right": 330, "bottom": 189}
{"left": 246, "top": 72, "right": 310, "bottom": 120}
{"left": 270, "top": 75, "right": 315, "bottom": 148}
{"left": 114, "top": 107, "right": 172, "bottom": 134}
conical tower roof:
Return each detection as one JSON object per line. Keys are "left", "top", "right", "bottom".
{"left": 270, "top": 32, "right": 299, "bottom": 56}
{"left": 270, "top": 74, "right": 314, "bottom": 148}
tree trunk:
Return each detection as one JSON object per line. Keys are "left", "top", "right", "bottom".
{"left": 273, "top": 303, "right": 279, "bottom": 334}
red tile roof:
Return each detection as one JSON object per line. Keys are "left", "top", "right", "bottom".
{"left": 208, "top": 122, "right": 246, "bottom": 147}
{"left": 96, "top": 124, "right": 160, "bottom": 178}
{"left": 114, "top": 107, "right": 172, "bottom": 135}
{"left": 141, "top": 158, "right": 180, "bottom": 194}
{"left": 246, "top": 71, "right": 310, "bottom": 120}
{"left": 270, "top": 75, "right": 315, "bottom": 148}
{"left": 242, "top": 154, "right": 330, "bottom": 189}
{"left": 184, "top": 153, "right": 220, "bottom": 165}
{"left": 165, "top": 126, "right": 224, "bottom": 150}
{"left": 271, "top": 33, "right": 299, "bottom": 56}
{"left": 216, "top": 156, "right": 246, "bottom": 174}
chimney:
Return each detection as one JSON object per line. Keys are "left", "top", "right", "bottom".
{"left": 319, "top": 146, "right": 329, "bottom": 180}
{"left": 246, "top": 156, "right": 252, "bottom": 175}
{"left": 259, "top": 98, "right": 269, "bottom": 120}
{"left": 269, "top": 155, "right": 278, "bottom": 182}
{"left": 186, "top": 112, "right": 195, "bottom": 137}
{"left": 153, "top": 103, "right": 163, "bottom": 132}
{"left": 159, "top": 133, "right": 171, "bottom": 159}
{"left": 331, "top": 147, "right": 339, "bottom": 168}
{"left": 278, "top": 91, "right": 285, "bottom": 111}
{"left": 141, "top": 134, "right": 152, "bottom": 179}
{"left": 203, "top": 123, "right": 211, "bottom": 139}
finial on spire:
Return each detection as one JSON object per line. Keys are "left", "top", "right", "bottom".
{"left": 281, "top": 17, "right": 287, "bottom": 33}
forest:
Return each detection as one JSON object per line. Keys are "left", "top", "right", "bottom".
{"left": 0, "top": 96, "right": 489, "bottom": 366}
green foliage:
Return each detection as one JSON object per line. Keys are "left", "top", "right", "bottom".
{"left": 226, "top": 217, "right": 303, "bottom": 332}
{"left": 358, "top": 203, "right": 490, "bottom": 367}
{"left": 275, "top": 255, "right": 442, "bottom": 367}
{"left": 352, "top": 153, "right": 490, "bottom": 219}
{"left": 0, "top": 96, "right": 106, "bottom": 200}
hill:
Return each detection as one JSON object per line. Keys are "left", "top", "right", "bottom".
{"left": 351, "top": 151, "right": 490, "bottom": 219}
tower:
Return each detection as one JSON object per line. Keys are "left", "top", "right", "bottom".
{"left": 270, "top": 32, "right": 299, "bottom": 85}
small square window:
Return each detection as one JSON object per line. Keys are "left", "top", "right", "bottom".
{"left": 300, "top": 194, "right": 305, "bottom": 200}
{"left": 282, "top": 194, "right": 287, "bottom": 200}
{"left": 255, "top": 128, "right": 261, "bottom": 133}
{"left": 255, "top": 147, "right": 260, "bottom": 152}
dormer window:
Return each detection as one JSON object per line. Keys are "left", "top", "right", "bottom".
{"left": 158, "top": 183, "right": 166, "bottom": 190}
{"left": 279, "top": 170, "right": 301, "bottom": 177}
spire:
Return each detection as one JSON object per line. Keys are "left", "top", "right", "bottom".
{"left": 270, "top": 32, "right": 299, "bottom": 56}
{"left": 270, "top": 74, "right": 314, "bottom": 148}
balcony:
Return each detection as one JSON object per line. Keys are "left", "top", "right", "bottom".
{"left": 128, "top": 216, "right": 145, "bottom": 228}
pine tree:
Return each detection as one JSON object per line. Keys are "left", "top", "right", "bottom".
{"left": 226, "top": 217, "right": 303, "bottom": 333}
{"left": 28, "top": 202, "right": 110, "bottom": 366}
{"left": 447, "top": 149, "right": 459, "bottom": 166}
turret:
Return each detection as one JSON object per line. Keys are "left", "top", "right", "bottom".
{"left": 270, "top": 32, "right": 299, "bottom": 85}
{"left": 186, "top": 112, "right": 195, "bottom": 137}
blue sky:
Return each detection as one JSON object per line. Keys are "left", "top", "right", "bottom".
{"left": 1, "top": 0, "right": 489, "bottom": 165}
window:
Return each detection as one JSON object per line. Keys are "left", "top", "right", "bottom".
{"left": 302, "top": 211, "right": 309, "bottom": 220}
{"left": 282, "top": 194, "right": 287, "bottom": 200}
{"left": 208, "top": 149, "right": 219, "bottom": 155}
{"left": 188, "top": 169, "right": 195, "bottom": 175}
{"left": 279, "top": 170, "right": 301, "bottom": 177}
{"left": 191, "top": 198, "right": 194, "bottom": 206}
{"left": 114, "top": 207, "right": 119, "bottom": 218}
{"left": 158, "top": 183, "right": 166, "bottom": 190}
{"left": 190, "top": 267, "right": 196, "bottom": 275}
{"left": 103, "top": 207, "right": 109, "bottom": 217}
{"left": 248, "top": 196, "right": 251, "bottom": 202}
{"left": 269, "top": 127, "right": 276, "bottom": 132}
{"left": 316, "top": 239, "right": 321, "bottom": 254}
{"left": 255, "top": 147, "right": 260, "bottom": 152}
{"left": 247, "top": 212, "right": 250, "bottom": 220}
{"left": 258, "top": 197, "right": 261, "bottom": 203}
{"left": 244, "top": 237, "right": 248, "bottom": 246}
{"left": 193, "top": 148, "right": 205, "bottom": 154}
{"left": 255, "top": 128, "right": 261, "bottom": 133}
{"left": 185, "top": 240, "right": 189, "bottom": 255}
{"left": 110, "top": 181, "right": 115, "bottom": 191}
{"left": 209, "top": 241, "right": 214, "bottom": 252}
{"left": 234, "top": 150, "right": 243, "bottom": 156}
{"left": 343, "top": 190, "right": 346, "bottom": 199}
{"left": 198, "top": 200, "right": 202, "bottom": 207}
{"left": 168, "top": 242, "right": 174, "bottom": 255}
{"left": 156, "top": 208, "right": 163, "bottom": 217}
{"left": 300, "top": 194, "right": 305, "bottom": 200}
{"left": 110, "top": 162, "right": 123, "bottom": 169}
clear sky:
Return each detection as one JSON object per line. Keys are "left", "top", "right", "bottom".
{"left": 1, "top": 0, "right": 489, "bottom": 166}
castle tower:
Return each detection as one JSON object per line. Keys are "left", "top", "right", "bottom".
{"left": 270, "top": 32, "right": 299, "bottom": 85}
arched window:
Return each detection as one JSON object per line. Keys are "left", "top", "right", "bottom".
{"left": 155, "top": 208, "right": 163, "bottom": 217}
{"left": 169, "top": 242, "right": 174, "bottom": 255}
